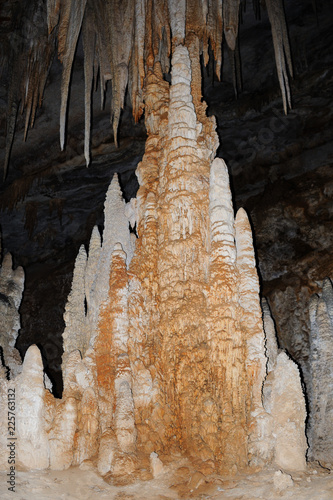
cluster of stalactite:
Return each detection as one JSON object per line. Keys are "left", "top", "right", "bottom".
{"left": 3, "top": 0, "right": 292, "bottom": 177}
{"left": 0, "top": 45, "right": 307, "bottom": 477}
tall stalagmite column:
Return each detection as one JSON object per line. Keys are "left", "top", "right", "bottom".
{"left": 126, "top": 44, "right": 270, "bottom": 472}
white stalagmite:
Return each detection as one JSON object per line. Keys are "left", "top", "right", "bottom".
{"left": 48, "top": 397, "right": 77, "bottom": 470}
{"left": 114, "top": 377, "right": 136, "bottom": 454}
{"left": 262, "top": 299, "right": 307, "bottom": 471}
{"left": 308, "top": 278, "right": 333, "bottom": 465}
{"left": 62, "top": 245, "right": 87, "bottom": 360}
{"left": 16, "top": 345, "right": 50, "bottom": 469}
{"left": 263, "top": 351, "right": 307, "bottom": 471}
{"left": 209, "top": 157, "right": 236, "bottom": 266}
{"left": 234, "top": 208, "right": 270, "bottom": 466}
{"left": 62, "top": 173, "right": 133, "bottom": 362}
{"left": 84, "top": 225, "right": 102, "bottom": 348}
{"left": 235, "top": 208, "right": 262, "bottom": 324}
{"left": 75, "top": 387, "right": 99, "bottom": 465}
{"left": 235, "top": 207, "right": 266, "bottom": 395}
{"left": 93, "top": 174, "right": 132, "bottom": 302}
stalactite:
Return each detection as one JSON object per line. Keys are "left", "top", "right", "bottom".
{"left": 16, "top": 345, "right": 50, "bottom": 469}
{"left": 129, "top": 0, "right": 146, "bottom": 123}
{"left": 265, "top": 0, "right": 293, "bottom": 113}
{"left": 82, "top": 2, "right": 96, "bottom": 166}
{"left": 3, "top": 68, "right": 19, "bottom": 180}
{"left": 205, "top": 0, "right": 223, "bottom": 76}
{"left": 223, "top": 0, "right": 241, "bottom": 52}
{"left": 4, "top": 1, "right": 56, "bottom": 179}
{"left": 3, "top": 0, "right": 294, "bottom": 175}
{"left": 58, "top": 0, "right": 88, "bottom": 152}
{"left": 108, "top": 0, "right": 135, "bottom": 147}
{"left": 168, "top": 0, "right": 186, "bottom": 47}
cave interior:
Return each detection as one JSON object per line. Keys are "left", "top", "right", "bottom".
{"left": 0, "top": 0, "right": 333, "bottom": 496}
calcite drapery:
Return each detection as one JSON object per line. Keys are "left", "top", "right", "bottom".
{"left": 0, "top": 44, "right": 307, "bottom": 476}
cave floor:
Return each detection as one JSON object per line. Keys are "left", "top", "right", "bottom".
{"left": 1, "top": 459, "right": 332, "bottom": 500}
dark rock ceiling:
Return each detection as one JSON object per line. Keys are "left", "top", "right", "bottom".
{"left": 0, "top": 0, "right": 332, "bottom": 396}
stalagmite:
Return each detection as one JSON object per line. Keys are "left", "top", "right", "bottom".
{"left": 58, "top": 0, "right": 88, "bottom": 152}
{"left": 308, "top": 278, "right": 333, "bottom": 466}
{"left": 48, "top": 397, "right": 77, "bottom": 470}
{"left": 263, "top": 352, "right": 307, "bottom": 471}
{"left": 234, "top": 208, "right": 271, "bottom": 467}
{"left": 62, "top": 245, "right": 88, "bottom": 361}
{"left": 262, "top": 300, "right": 307, "bottom": 471}
{"left": 0, "top": 39, "right": 310, "bottom": 480}
{"left": 74, "top": 387, "right": 99, "bottom": 465}
{"left": 0, "top": 253, "right": 24, "bottom": 378}
{"left": 209, "top": 158, "right": 236, "bottom": 268}
{"left": 16, "top": 345, "right": 50, "bottom": 469}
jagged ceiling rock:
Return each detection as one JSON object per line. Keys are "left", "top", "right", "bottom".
{"left": 1, "top": 0, "right": 295, "bottom": 178}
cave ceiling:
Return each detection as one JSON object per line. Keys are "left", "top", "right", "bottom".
{"left": 0, "top": 0, "right": 332, "bottom": 394}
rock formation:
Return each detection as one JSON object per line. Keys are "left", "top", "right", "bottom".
{"left": 308, "top": 278, "right": 333, "bottom": 466}
{"left": 0, "top": 250, "right": 24, "bottom": 378}
{"left": 0, "top": 44, "right": 309, "bottom": 477}
{"left": 262, "top": 298, "right": 307, "bottom": 471}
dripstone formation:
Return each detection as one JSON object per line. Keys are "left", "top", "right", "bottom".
{"left": 0, "top": 252, "right": 24, "bottom": 380}
{"left": 0, "top": 46, "right": 307, "bottom": 477}
{"left": 308, "top": 278, "right": 333, "bottom": 467}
